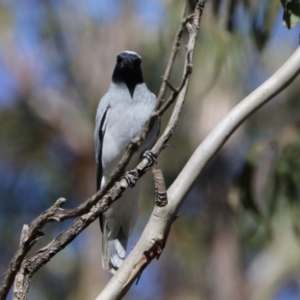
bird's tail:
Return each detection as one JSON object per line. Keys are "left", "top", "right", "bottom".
{"left": 102, "top": 220, "right": 128, "bottom": 272}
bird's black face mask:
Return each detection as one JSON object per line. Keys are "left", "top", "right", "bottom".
{"left": 112, "top": 52, "right": 144, "bottom": 97}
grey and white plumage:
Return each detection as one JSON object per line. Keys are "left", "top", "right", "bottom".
{"left": 94, "top": 51, "right": 159, "bottom": 272}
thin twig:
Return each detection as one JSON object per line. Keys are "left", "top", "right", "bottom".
{"left": 157, "top": 59, "right": 193, "bottom": 116}
{"left": 97, "top": 2, "right": 300, "bottom": 299}
{"left": 97, "top": 2, "right": 206, "bottom": 298}
{"left": 0, "top": 198, "right": 66, "bottom": 300}
{"left": 13, "top": 226, "right": 30, "bottom": 300}
{"left": 0, "top": 2, "right": 201, "bottom": 300}
{"left": 164, "top": 79, "right": 178, "bottom": 93}
{"left": 17, "top": 2, "right": 204, "bottom": 299}
{"left": 13, "top": 156, "right": 159, "bottom": 299}
{"left": 156, "top": 2, "right": 188, "bottom": 106}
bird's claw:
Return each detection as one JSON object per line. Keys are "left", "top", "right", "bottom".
{"left": 123, "top": 170, "right": 136, "bottom": 187}
{"left": 142, "top": 150, "right": 157, "bottom": 169}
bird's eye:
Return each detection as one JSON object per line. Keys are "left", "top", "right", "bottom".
{"left": 134, "top": 58, "right": 142, "bottom": 66}
{"left": 117, "top": 55, "right": 123, "bottom": 63}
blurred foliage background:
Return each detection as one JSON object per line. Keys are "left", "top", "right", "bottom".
{"left": 1, "top": 0, "right": 300, "bottom": 299}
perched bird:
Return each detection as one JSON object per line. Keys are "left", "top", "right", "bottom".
{"left": 94, "top": 50, "right": 160, "bottom": 272}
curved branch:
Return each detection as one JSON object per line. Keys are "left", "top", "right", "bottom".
{"left": 0, "top": 2, "right": 203, "bottom": 300}
{"left": 0, "top": 3, "right": 194, "bottom": 299}
{"left": 96, "top": 45, "right": 300, "bottom": 299}
{"left": 96, "top": 1, "right": 206, "bottom": 298}
{"left": 167, "top": 45, "right": 300, "bottom": 211}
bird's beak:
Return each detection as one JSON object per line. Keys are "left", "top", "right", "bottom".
{"left": 121, "top": 58, "right": 133, "bottom": 69}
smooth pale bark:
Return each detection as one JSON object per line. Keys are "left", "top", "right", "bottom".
{"left": 96, "top": 46, "right": 300, "bottom": 300}
{"left": 168, "top": 46, "right": 300, "bottom": 211}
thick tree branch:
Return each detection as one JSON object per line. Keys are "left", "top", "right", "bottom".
{"left": 95, "top": 42, "right": 300, "bottom": 300}
{"left": 3, "top": 1, "right": 300, "bottom": 299}
{"left": 0, "top": 2, "right": 201, "bottom": 300}
{"left": 167, "top": 45, "right": 300, "bottom": 212}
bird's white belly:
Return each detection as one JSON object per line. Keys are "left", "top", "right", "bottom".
{"left": 101, "top": 101, "right": 155, "bottom": 177}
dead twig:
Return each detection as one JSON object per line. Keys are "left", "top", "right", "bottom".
{"left": 0, "top": 2, "right": 206, "bottom": 299}
{"left": 97, "top": 2, "right": 206, "bottom": 298}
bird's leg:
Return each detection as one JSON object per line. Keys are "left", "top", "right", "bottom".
{"left": 123, "top": 170, "right": 138, "bottom": 187}
{"left": 124, "top": 150, "right": 157, "bottom": 187}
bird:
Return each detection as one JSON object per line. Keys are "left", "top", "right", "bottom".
{"left": 94, "top": 50, "right": 160, "bottom": 273}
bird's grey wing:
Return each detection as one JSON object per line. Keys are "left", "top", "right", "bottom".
{"left": 95, "top": 97, "right": 110, "bottom": 191}
{"left": 156, "top": 116, "right": 161, "bottom": 137}
{"left": 95, "top": 96, "right": 111, "bottom": 234}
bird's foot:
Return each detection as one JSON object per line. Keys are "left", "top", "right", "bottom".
{"left": 123, "top": 170, "right": 137, "bottom": 187}
{"left": 142, "top": 150, "right": 157, "bottom": 169}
